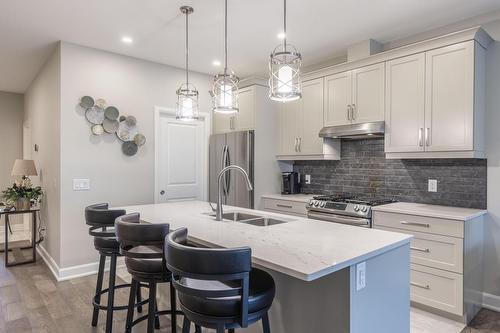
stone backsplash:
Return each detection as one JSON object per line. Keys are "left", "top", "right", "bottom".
{"left": 293, "top": 139, "right": 487, "bottom": 209}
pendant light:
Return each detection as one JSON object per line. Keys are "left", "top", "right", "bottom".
{"left": 269, "top": 0, "right": 302, "bottom": 102}
{"left": 176, "top": 6, "right": 199, "bottom": 121}
{"left": 212, "top": 0, "right": 239, "bottom": 114}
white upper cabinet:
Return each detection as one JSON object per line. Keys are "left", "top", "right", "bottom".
{"left": 212, "top": 86, "right": 255, "bottom": 134}
{"left": 385, "top": 40, "right": 486, "bottom": 158}
{"left": 278, "top": 98, "right": 300, "bottom": 155}
{"left": 324, "top": 63, "right": 384, "bottom": 127}
{"left": 324, "top": 72, "right": 351, "bottom": 126}
{"left": 425, "top": 42, "right": 474, "bottom": 152}
{"left": 385, "top": 53, "right": 426, "bottom": 153}
{"left": 351, "top": 63, "right": 385, "bottom": 123}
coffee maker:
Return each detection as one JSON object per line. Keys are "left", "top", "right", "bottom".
{"left": 282, "top": 172, "right": 301, "bottom": 194}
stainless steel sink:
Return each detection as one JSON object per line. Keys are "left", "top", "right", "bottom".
{"left": 221, "top": 212, "right": 262, "bottom": 221}
{"left": 239, "top": 217, "right": 289, "bottom": 226}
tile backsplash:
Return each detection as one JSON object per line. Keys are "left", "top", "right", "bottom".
{"left": 293, "top": 139, "right": 487, "bottom": 209}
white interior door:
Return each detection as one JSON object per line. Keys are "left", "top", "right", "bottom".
{"left": 156, "top": 112, "right": 207, "bottom": 203}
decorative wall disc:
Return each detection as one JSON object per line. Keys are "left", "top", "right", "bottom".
{"left": 80, "top": 96, "right": 95, "bottom": 109}
{"left": 125, "top": 116, "right": 137, "bottom": 127}
{"left": 95, "top": 98, "right": 107, "bottom": 109}
{"left": 134, "top": 134, "right": 146, "bottom": 146}
{"left": 117, "top": 119, "right": 138, "bottom": 142}
{"left": 122, "top": 141, "right": 138, "bottom": 156}
{"left": 91, "top": 124, "right": 104, "bottom": 135}
{"left": 104, "top": 106, "right": 119, "bottom": 120}
{"left": 103, "top": 119, "right": 119, "bottom": 134}
{"left": 85, "top": 106, "right": 105, "bottom": 125}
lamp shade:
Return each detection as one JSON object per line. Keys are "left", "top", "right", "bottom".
{"left": 11, "top": 159, "right": 38, "bottom": 176}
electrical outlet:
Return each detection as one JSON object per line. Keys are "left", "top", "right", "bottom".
{"left": 305, "top": 174, "right": 311, "bottom": 184}
{"left": 428, "top": 179, "right": 438, "bottom": 192}
{"left": 73, "top": 178, "right": 90, "bottom": 191}
{"left": 356, "top": 262, "right": 366, "bottom": 291}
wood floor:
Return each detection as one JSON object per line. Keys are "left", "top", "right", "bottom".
{"left": 1, "top": 251, "right": 499, "bottom": 333}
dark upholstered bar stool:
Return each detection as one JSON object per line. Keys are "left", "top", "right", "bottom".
{"left": 165, "top": 227, "right": 276, "bottom": 333}
{"left": 115, "top": 213, "right": 184, "bottom": 333}
{"left": 85, "top": 203, "right": 146, "bottom": 333}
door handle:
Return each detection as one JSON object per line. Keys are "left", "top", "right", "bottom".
{"left": 411, "top": 282, "right": 430, "bottom": 290}
{"left": 411, "top": 246, "right": 430, "bottom": 253}
{"left": 276, "top": 204, "right": 293, "bottom": 209}
{"left": 294, "top": 138, "right": 298, "bottom": 152}
{"left": 351, "top": 104, "right": 356, "bottom": 120}
{"left": 298, "top": 137, "right": 301, "bottom": 152}
{"left": 160, "top": 190, "right": 165, "bottom": 195}
{"left": 425, "top": 128, "right": 430, "bottom": 146}
{"left": 347, "top": 105, "right": 352, "bottom": 121}
{"left": 418, "top": 128, "right": 423, "bottom": 147}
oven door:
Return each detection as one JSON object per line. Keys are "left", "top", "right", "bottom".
{"left": 307, "top": 210, "right": 371, "bottom": 228}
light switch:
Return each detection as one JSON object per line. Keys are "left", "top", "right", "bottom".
{"left": 428, "top": 179, "right": 438, "bottom": 192}
{"left": 356, "top": 261, "right": 366, "bottom": 291}
{"left": 73, "top": 178, "right": 90, "bottom": 191}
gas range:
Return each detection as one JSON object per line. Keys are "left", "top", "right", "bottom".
{"left": 306, "top": 194, "right": 396, "bottom": 228}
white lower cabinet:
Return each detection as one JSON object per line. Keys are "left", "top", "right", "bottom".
{"left": 262, "top": 198, "right": 308, "bottom": 217}
{"left": 373, "top": 207, "right": 484, "bottom": 323}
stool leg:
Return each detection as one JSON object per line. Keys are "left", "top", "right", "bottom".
{"left": 262, "top": 312, "right": 271, "bottom": 333}
{"left": 125, "top": 279, "right": 138, "bottom": 333}
{"left": 105, "top": 253, "right": 117, "bottom": 333}
{"left": 182, "top": 317, "right": 191, "bottom": 333}
{"left": 91, "top": 254, "right": 106, "bottom": 326}
{"left": 147, "top": 282, "right": 157, "bottom": 333}
{"left": 170, "top": 281, "right": 177, "bottom": 333}
{"left": 229, "top": 329, "right": 235, "bottom": 333}
{"left": 216, "top": 325, "right": 224, "bottom": 333}
{"left": 195, "top": 325, "right": 202, "bottom": 333}
{"left": 136, "top": 282, "right": 143, "bottom": 313}
{"left": 155, "top": 303, "right": 160, "bottom": 329}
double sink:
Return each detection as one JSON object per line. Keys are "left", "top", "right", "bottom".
{"left": 210, "top": 211, "right": 292, "bottom": 226}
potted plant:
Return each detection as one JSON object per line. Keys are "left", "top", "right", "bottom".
{"left": 2, "top": 178, "right": 42, "bottom": 211}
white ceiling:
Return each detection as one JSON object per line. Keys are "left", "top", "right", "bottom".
{"left": 1, "top": 0, "right": 500, "bottom": 93}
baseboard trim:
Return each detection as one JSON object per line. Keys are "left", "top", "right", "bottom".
{"left": 36, "top": 245, "right": 124, "bottom": 282}
{"left": 482, "top": 292, "right": 500, "bottom": 312}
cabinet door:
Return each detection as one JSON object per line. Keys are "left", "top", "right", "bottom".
{"left": 351, "top": 63, "right": 385, "bottom": 123}
{"left": 234, "top": 86, "right": 255, "bottom": 130}
{"left": 213, "top": 112, "right": 232, "bottom": 134}
{"left": 385, "top": 54, "right": 425, "bottom": 152}
{"left": 298, "top": 78, "right": 324, "bottom": 154}
{"left": 324, "top": 71, "right": 351, "bottom": 126}
{"left": 425, "top": 41, "right": 474, "bottom": 151}
{"left": 278, "top": 99, "right": 300, "bottom": 155}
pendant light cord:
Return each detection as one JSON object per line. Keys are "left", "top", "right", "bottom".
{"left": 224, "top": 0, "right": 228, "bottom": 76}
{"left": 185, "top": 10, "right": 189, "bottom": 85}
{"left": 283, "top": 0, "right": 287, "bottom": 52}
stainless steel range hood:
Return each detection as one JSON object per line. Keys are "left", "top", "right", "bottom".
{"left": 319, "top": 121, "right": 385, "bottom": 139}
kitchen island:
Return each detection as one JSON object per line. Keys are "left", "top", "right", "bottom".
{"left": 119, "top": 201, "right": 412, "bottom": 333}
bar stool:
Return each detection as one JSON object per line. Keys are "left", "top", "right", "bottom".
{"left": 85, "top": 203, "right": 147, "bottom": 333}
{"left": 165, "top": 227, "right": 276, "bottom": 333}
{"left": 115, "top": 213, "right": 184, "bottom": 333}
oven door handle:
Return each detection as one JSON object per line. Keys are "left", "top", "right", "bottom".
{"left": 307, "top": 211, "right": 371, "bottom": 227}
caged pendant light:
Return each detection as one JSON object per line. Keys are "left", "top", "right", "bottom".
{"left": 269, "top": 0, "right": 302, "bottom": 102}
{"left": 211, "top": 0, "right": 239, "bottom": 114}
{"left": 176, "top": 6, "right": 199, "bottom": 121}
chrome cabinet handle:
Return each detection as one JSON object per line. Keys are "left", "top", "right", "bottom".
{"left": 294, "top": 138, "right": 298, "bottom": 152}
{"left": 418, "top": 128, "right": 423, "bottom": 147}
{"left": 352, "top": 103, "right": 356, "bottom": 120}
{"left": 425, "top": 127, "right": 430, "bottom": 146}
{"left": 347, "top": 105, "right": 351, "bottom": 121}
{"left": 411, "top": 246, "right": 430, "bottom": 253}
{"left": 298, "top": 137, "right": 301, "bottom": 152}
{"left": 411, "top": 282, "right": 430, "bottom": 290}
{"left": 276, "top": 204, "right": 293, "bottom": 209}
{"left": 401, "top": 221, "right": 430, "bottom": 228}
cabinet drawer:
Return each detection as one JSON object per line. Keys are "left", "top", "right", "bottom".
{"left": 377, "top": 226, "right": 463, "bottom": 273}
{"left": 373, "top": 211, "right": 463, "bottom": 238}
{"left": 263, "top": 198, "right": 307, "bottom": 216}
{"left": 411, "top": 264, "right": 463, "bottom": 316}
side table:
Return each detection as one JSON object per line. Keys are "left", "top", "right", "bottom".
{"left": 0, "top": 208, "right": 39, "bottom": 267}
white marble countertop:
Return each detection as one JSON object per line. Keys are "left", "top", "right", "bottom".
{"left": 117, "top": 201, "right": 412, "bottom": 281}
{"left": 372, "top": 202, "right": 487, "bottom": 221}
{"left": 261, "top": 193, "right": 317, "bottom": 203}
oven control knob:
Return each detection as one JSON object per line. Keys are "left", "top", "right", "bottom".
{"left": 309, "top": 200, "right": 314, "bottom": 206}
{"left": 353, "top": 204, "right": 360, "bottom": 211}
{"left": 361, "top": 206, "right": 368, "bottom": 212}
{"left": 314, "top": 201, "right": 320, "bottom": 207}
{"left": 320, "top": 202, "right": 326, "bottom": 208}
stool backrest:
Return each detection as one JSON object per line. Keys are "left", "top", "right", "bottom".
{"left": 85, "top": 203, "right": 125, "bottom": 237}
{"left": 165, "top": 228, "right": 252, "bottom": 327}
{"left": 115, "top": 213, "right": 170, "bottom": 261}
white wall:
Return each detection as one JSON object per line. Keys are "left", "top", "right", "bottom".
{"left": 58, "top": 42, "right": 211, "bottom": 268}
{"left": 24, "top": 45, "right": 62, "bottom": 265}
{"left": 0, "top": 91, "right": 23, "bottom": 191}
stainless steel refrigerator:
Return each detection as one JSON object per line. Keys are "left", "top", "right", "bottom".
{"left": 209, "top": 130, "right": 254, "bottom": 209}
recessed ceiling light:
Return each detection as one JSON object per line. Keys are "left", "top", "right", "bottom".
{"left": 212, "top": 60, "right": 221, "bottom": 66}
{"left": 121, "top": 36, "right": 133, "bottom": 44}
{"left": 277, "top": 32, "right": 286, "bottom": 40}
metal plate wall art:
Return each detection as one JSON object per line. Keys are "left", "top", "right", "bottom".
{"left": 79, "top": 95, "right": 146, "bottom": 156}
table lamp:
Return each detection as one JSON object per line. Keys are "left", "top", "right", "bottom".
{"left": 11, "top": 159, "right": 38, "bottom": 180}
